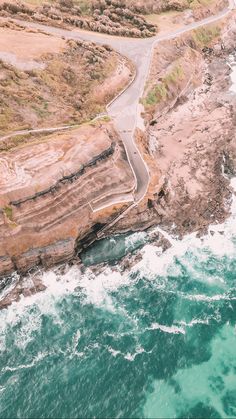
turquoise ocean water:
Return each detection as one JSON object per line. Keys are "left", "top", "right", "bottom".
{"left": 1, "top": 61, "right": 236, "bottom": 418}
{"left": 0, "top": 180, "right": 236, "bottom": 419}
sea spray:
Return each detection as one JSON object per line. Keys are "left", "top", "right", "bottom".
{"left": 81, "top": 231, "right": 147, "bottom": 266}
{"left": 0, "top": 218, "right": 235, "bottom": 418}
{"left": 0, "top": 180, "right": 236, "bottom": 418}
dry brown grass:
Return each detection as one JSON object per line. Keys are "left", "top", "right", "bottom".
{"left": 125, "top": 0, "right": 223, "bottom": 13}
{"left": 0, "top": 28, "right": 131, "bottom": 135}
{"left": 0, "top": 27, "right": 65, "bottom": 60}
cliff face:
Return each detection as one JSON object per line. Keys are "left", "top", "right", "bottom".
{"left": 111, "top": 14, "right": 236, "bottom": 238}
{"left": 0, "top": 21, "right": 136, "bottom": 278}
{"left": 0, "top": 123, "right": 135, "bottom": 277}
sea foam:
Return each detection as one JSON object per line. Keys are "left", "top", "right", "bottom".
{"left": 0, "top": 171, "right": 235, "bottom": 351}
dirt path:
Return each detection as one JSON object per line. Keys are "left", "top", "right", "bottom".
{"left": 1, "top": 0, "right": 235, "bottom": 212}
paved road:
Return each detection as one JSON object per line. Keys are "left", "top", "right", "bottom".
{"left": 3, "top": 0, "right": 235, "bottom": 207}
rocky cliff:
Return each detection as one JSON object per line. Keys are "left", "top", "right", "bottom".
{"left": 0, "top": 123, "right": 135, "bottom": 277}
{"left": 1, "top": 9, "right": 236, "bottom": 279}
{"left": 111, "top": 13, "right": 236, "bottom": 238}
{"left": 0, "top": 22, "right": 135, "bottom": 278}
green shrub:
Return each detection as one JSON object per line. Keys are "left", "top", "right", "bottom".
{"left": 192, "top": 25, "right": 220, "bottom": 47}
{"left": 144, "top": 64, "right": 184, "bottom": 107}
{"left": 4, "top": 206, "right": 13, "bottom": 221}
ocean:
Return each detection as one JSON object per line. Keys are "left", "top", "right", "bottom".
{"left": 0, "top": 177, "right": 236, "bottom": 418}
{"left": 0, "top": 59, "right": 236, "bottom": 419}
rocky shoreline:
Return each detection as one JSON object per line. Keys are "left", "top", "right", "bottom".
{"left": 110, "top": 13, "right": 236, "bottom": 239}
{"left": 0, "top": 11, "right": 236, "bottom": 290}
{"left": 0, "top": 226, "right": 173, "bottom": 308}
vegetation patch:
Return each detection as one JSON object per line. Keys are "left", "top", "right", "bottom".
{"left": 3, "top": 206, "right": 13, "bottom": 221}
{"left": 192, "top": 25, "right": 221, "bottom": 47}
{"left": 187, "top": 0, "right": 214, "bottom": 9}
{"left": 143, "top": 64, "right": 184, "bottom": 107}
{"left": 0, "top": 0, "right": 156, "bottom": 37}
{"left": 126, "top": 0, "right": 221, "bottom": 14}
{"left": 0, "top": 36, "right": 131, "bottom": 135}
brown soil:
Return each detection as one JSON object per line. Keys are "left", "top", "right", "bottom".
{"left": 0, "top": 22, "right": 133, "bottom": 135}
{"left": 0, "top": 24, "right": 65, "bottom": 61}
{"left": 126, "top": 0, "right": 227, "bottom": 16}
{"left": 0, "top": 0, "right": 156, "bottom": 37}
{"left": 144, "top": 10, "right": 193, "bottom": 35}
{"left": 112, "top": 12, "right": 236, "bottom": 239}
{"left": 0, "top": 0, "right": 227, "bottom": 38}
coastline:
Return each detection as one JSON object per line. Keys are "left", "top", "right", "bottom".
{"left": 1, "top": 3, "right": 236, "bottom": 418}
{"left": 103, "top": 15, "right": 236, "bottom": 240}
{"left": 0, "top": 8, "right": 236, "bottom": 281}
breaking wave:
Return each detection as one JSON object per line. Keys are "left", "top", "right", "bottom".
{"left": 0, "top": 180, "right": 235, "bottom": 418}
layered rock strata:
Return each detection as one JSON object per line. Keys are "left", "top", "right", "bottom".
{"left": 0, "top": 123, "right": 135, "bottom": 276}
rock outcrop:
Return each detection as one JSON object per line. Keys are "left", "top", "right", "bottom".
{"left": 0, "top": 123, "right": 135, "bottom": 277}
{"left": 1, "top": 8, "right": 236, "bottom": 281}
{"left": 111, "top": 14, "right": 236, "bottom": 238}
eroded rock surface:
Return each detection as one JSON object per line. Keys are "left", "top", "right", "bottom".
{"left": 0, "top": 123, "right": 134, "bottom": 276}
{"left": 112, "top": 13, "right": 236, "bottom": 238}
{"left": 1, "top": 9, "right": 236, "bottom": 281}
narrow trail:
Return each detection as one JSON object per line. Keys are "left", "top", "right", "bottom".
{"left": 0, "top": 112, "right": 107, "bottom": 142}
{"left": 1, "top": 0, "right": 235, "bottom": 216}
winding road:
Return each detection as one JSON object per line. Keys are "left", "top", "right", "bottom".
{"left": 1, "top": 0, "right": 235, "bottom": 210}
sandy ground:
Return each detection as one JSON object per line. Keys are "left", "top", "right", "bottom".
{"left": 0, "top": 27, "right": 65, "bottom": 63}
{"left": 0, "top": 22, "right": 133, "bottom": 134}
{"left": 0, "top": 24, "right": 65, "bottom": 71}
{"left": 145, "top": 9, "right": 194, "bottom": 35}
